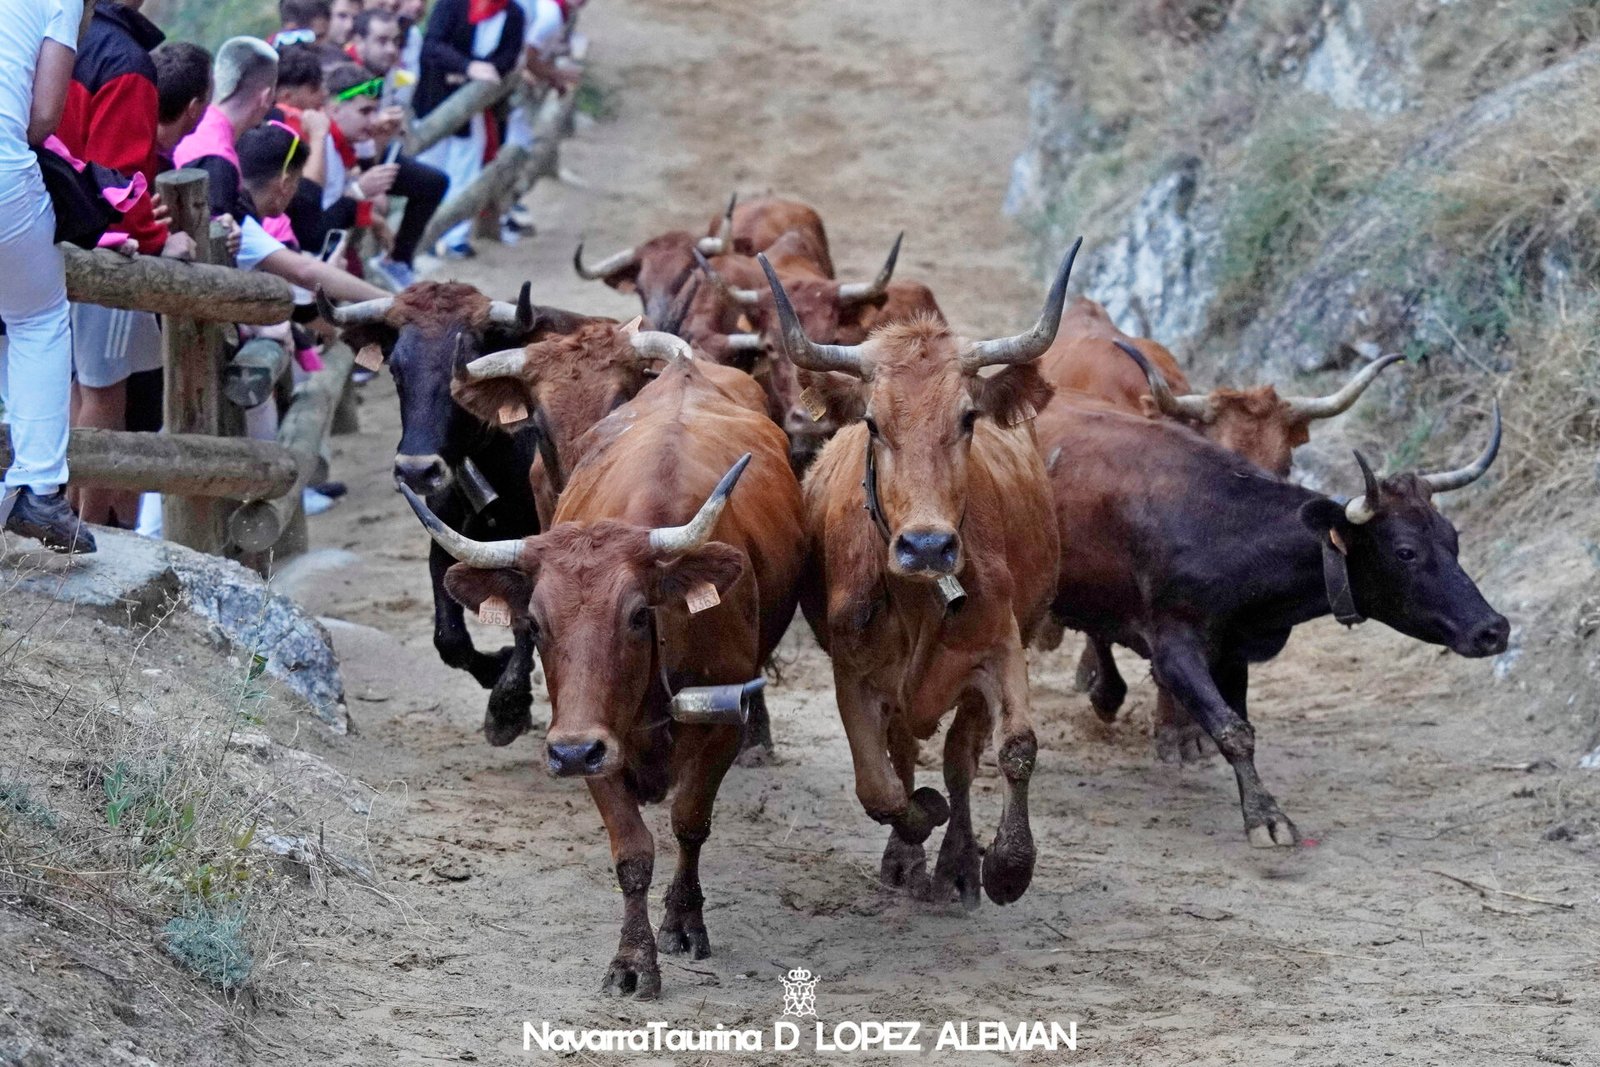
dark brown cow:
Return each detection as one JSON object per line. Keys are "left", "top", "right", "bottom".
{"left": 771, "top": 241, "right": 1077, "bottom": 909}
{"left": 397, "top": 355, "right": 805, "bottom": 998}
{"left": 1034, "top": 390, "right": 1507, "bottom": 844}
{"left": 696, "top": 192, "right": 835, "bottom": 277}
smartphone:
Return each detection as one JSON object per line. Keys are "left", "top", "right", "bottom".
{"left": 320, "top": 228, "right": 349, "bottom": 262}
{"left": 383, "top": 140, "right": 402, "bottom": 165}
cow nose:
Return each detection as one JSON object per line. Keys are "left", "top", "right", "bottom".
{"left": 894, "top": 529, "right": 959, "bottom": 574}
{"left": 546, "top": 739, "right": 607, "bottom": 777}
{"left": 395, "top": 454, "right": 449, "bottom": 494}
{"left": 1468, "top": 615, "right": 1510, "bottom": 657}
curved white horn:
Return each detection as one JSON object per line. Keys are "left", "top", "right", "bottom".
{"left": 396, "top": 480, "right": 522, "bottom": 567}
{"left": 464, "top": 347, "right": 529, "bottom": 380}
{"left": 837, "top": 232, "right": 903, "bottom": 304}
{"left": 758, "top": 253, "right": 870, "bottom": 378}
{"left": 316, "top": 289, "right": 393, "bottom": 325}
{"left": 1114, "top": 340, "right": 1213, "bottom": 422}
{"left": 1420, "top": 400, "right": 1502, "bottom": 494}
{"left": 693, "top": 249, "right": 761, "bottom": 306}
{"left": 629, "top": 330, "right": 694, "bottom": 364}
{"left": 964, "top": 236, "right": 1081, "bottom": 369}
{"left": 696, "top": 192, "right": 738, "bottom": 255}
{"left": 725, "top": 333, "right": 765, "bottom": 352}
{"left": 573, "top": 241, "right": 639, "bottom": 280}
{"left": 1344, "top": 450, "right": 1384, "bottom": 525}
{"left": 649, "top": 452, "right": 752, "bottom": 557}
{"left": 1284, "top": 353, "right": 1405, "bottom": 420}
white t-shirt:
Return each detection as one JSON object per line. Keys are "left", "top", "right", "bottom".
{"left": 0, "top": 0, "right": 80, "bottom": 174}
{"left": 237, "top": 215, "right": 288, "bottom": 272}
{"left": 524, "top": 0, "right": 564, "bottom": 56}
{"left": 322, "top": 133, "right": 347, "bottom": 210}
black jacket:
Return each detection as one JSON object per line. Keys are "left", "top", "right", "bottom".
{"left": 412, "top": 0, "right": 525, "bottom": 137}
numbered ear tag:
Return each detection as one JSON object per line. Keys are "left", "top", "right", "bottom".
{"left": 621, "top": 315, "right": 644, "bottom": 336}
{"left": 799, "top": 387, "right": 827, "bottom": 422}
{"left": 355, "top": 344, "right": 385, "bottom": 371}
{"left": 685, "top": 582, "right": 721, "bottom": 614}
{"left": 1004, "top": 402, "right": 1038, "bottom": 428}
{"left": 736, "top": 314, "right": 755, "bottom": 332}
{"left": 477, "top": 596, "right": 512, "bottom": 627}
{"left": 498, "top": 400, "right": 529, "bottom": 425}
{"left": 1329, "top": 529, "right": 1348, "bottom": 556}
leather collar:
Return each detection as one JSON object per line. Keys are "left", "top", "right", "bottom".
{"left": 862, "top": 431, "right": 893, "bottom": 544}
{"left": 1322, "top": 534, "right": 1365, "bottom": 627}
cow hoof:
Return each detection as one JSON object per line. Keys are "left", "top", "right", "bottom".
{"left": 981, "top": 822, "right": 1035, "bottom": 906}
{"left": 483, "top": 706, "right": 532, "bottom": 747}
{"left": 1246, "top": 814, "right": 1299, "bottom": 848}
{"left": 911, "top": 786, "right": 951, "bottom": 829}
{"left": 1087, "top": 678, "right": 1126, "bottom": 723}
{"left": 657, "top": 915, "right": 711, "bottom": 960}
{"left": 880, "top": 835, "right": 932, "bottom": 899}
{"left": 1155, "top": 722, "right": 1217, "bottom": 764}
{"left": 601, "top": 954, "right": 662, "bottom": 1000}
{"left": 932, "top": 833, "right": 982, "bottom": 911}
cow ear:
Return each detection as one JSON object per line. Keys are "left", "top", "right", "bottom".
{"left": 605, "top": 270, "right": 639, "bottom": 295}
{"left": 1299, "top": 498, "right": 1351, "bottom": 537}
{"left": 444, "top": 562, "right": 538, "bottom": 620}
{"left": 651, "top": 542, "right": 747, "bottom": 609}
{"left": 340, "top": 324, "right": 397, "bottom": 357}
{"left": 970, "top": 364, "right": 1054, "bottom": 428}
{"left": 451, "top": 373, "right": 535, "bottom": 430}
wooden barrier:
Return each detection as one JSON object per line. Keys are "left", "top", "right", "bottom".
{"left": 0, "top": 427, "right": 298, "bottom": 500}
{"left": 409, "top": 72, "right": 521, "bottom": 156}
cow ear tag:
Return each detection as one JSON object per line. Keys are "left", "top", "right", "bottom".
{"left": 1329, "top": 529, "right": 1348, "bottom": 556}
{"left": 498, "top": 399, "right": 529, "bottom": 425}
{"left": 478, "top": 596, "right": 512, "bottom": 627}
{"left": 736, "top": 314, "right": 755, "bottom": 332}
{"left": 686, "top": 582, "right": 721, "bottom": 614}
{"left": 799, "top": 387, "right": 828, "bottom": 422}
{"left": 355, "top": 344, "right": 385, "bottom": 371}
{"left": 621, "top": 315, "right": 644, "bottom": 336}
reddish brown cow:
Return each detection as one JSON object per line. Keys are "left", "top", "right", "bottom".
{"left": 696, "top": 192, "right": 835, "bottom": 277}
{"left": 770, "top": 241, "right": 1076, "bottom": 909}
{"left": 397, "top": 356, "right": 805, "bottom": 998}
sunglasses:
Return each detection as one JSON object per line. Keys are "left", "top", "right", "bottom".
{"left": 275, "top": 27, "right": 317, "bottom": 48}
{"left": 267, "top": 118, "right": 302, "bottom": 179}
{"left": 335, "top": 77, "right": 385, "bottom": 102}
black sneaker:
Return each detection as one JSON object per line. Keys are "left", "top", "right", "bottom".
{"left": 3, "top": 488, "right": 97, "bottom": 554}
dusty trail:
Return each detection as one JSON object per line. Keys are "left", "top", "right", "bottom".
{"left": 259, "top": 1, "right": 1599, "bottom": 1063}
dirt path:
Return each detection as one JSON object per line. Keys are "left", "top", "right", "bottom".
{"left": 257, "top": 1, "right": 1599, "bottom": 1063}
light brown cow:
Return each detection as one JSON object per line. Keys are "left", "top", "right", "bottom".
{"left": 397, "top": 352, "right": 805, "bottom": 998}
{"left": 770, "top": 241, "right": 1077, "bottom": 909}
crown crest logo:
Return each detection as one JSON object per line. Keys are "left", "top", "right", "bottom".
{"left": 780, "top": 967, "right": 819, "bottom": 1017}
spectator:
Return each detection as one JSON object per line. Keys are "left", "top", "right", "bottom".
{"left": 413, "top": 0, "right": 523, "bottom": 259}
{"left": 272, "top": 45, "right": 334, "bottom": 253}
{"left": 327, "top": 0, "right": 361, "bottom": 47}
{"left": 57, "top": 0, "right": 197, "bottom": 528}
{"left": 151, "top": 40, "right": 211, "bottom": 169}
{"left": 173, "top": 36, "right": 279, "bottom": 221}
{"left": 351, "top": 9, "right": 401, "bottom": 77}
{"left": 327, "top": 61, "right": 445, "bottom": 288}
{"left": 396, "top": 0, "right": 427, "bottom": 81}
{"left": 363, "top": 0, "right": 399, "bottom": 13}
{"left": 502, "top": 0, "right": 579, "bottom": 237}
{"left": 270, "top": 0, "right": 332, "bottom": 50}
{"left": 1, "top": 0, "right": 97, "bottom": 553}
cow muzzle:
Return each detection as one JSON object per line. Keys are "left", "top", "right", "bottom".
{"left": 394, "top": 454, "right": 451, "bottom": 495}
{"left": 893, "top": 527, "right": 961, "bottom": 576}
{"left": 1453, "top": 613, "right": 1510, "bottom": 658}
{"left": 545, "top": 731, "right": 618, "bottom": 778}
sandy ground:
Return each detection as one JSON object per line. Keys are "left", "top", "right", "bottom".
{"left": 11, "top": 0, "right": 1598, "bottom": 1064}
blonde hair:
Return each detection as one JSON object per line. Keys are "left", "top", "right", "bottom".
{"left": 213, "top": 36, "right": 278, "bottom": 103}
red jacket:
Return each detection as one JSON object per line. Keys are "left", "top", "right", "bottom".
{"left": 58, "top": 2, "right": 169, "bottom": 253}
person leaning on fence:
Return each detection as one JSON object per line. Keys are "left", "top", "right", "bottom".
{"left": 413, "top": 0, "right": 524, "bottom": 260}
{"left": 0, "top": 0, "right": 98, "bottom": 554}
{"left": 57, "top": 0, "right": 200, "bottom": 529}
{"left": 501, "top": 0, "right": 580, "bottom": 237}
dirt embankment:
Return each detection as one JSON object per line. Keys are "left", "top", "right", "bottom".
{"left": 4, "top": 1, "right": 1598, "bottom": 1065}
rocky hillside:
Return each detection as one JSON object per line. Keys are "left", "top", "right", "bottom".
{"left": 1008, "top": 0, "right": 1600, "bottom": 758}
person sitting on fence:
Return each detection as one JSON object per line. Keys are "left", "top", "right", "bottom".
{"left": 413, "top": 0, "right": 525, "bottom": 260}
{"left": 328, "top": 0, "right": 361, "bottom": 47}
{"left": 57, "top": 0, "right": 200, "bottom": 529}
{"left": 270, "top": 0, "right": 332, "bottom": 51}
{"left": 1, "top": 0, "right": 97, "bottom": 554}
{"left": 329, "top": 55, "right": 445, "bottom": 288}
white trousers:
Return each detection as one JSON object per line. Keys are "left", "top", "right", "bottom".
{"left": 417, "top": 112, "right": 486, "bottom": 249}
{"left": 0, "top": 166, "right": 71, "bottom": 494}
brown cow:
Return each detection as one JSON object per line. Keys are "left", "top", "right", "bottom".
{"left": 768, "top": 240, "right": 1077, "bottom": 909}
{"left": 696, "top": 192, "right": 835, "bottom": 277}
{"left": 397, "top": 355, "right": 805, "bottom": 998}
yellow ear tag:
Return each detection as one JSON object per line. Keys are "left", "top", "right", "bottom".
{"left": 686, "top": 582, "right": 721, "bottom": 614}
{"left": 498, "top": 400, "right": 529, "bottom": 425}
{"left": 355, "top": 344, "right": 385, "bottom": 371}
{"left": 477, "top": 596, "right": 512, "bottom": 627}
{"left": 736, "top": 314, "right": 755, "bottom": 332}
{"left": 799, "top": 387, "right": 827, "bottom": 422}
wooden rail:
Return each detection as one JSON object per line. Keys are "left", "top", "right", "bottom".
{"left": 0, "top": 427, "right": 298, "bottom": 500}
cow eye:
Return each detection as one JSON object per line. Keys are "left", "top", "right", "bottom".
{"left": 960, "top": 409, "right": 980, "bottom": 435}
{"left": 1396, "top": 546, "right": 1418, "bottom": 562}
{"left": 629, "top": 605, "right": 651, "bottom": 632}
{"left": 864, "top": 416, "right": 880, "bottom": 438}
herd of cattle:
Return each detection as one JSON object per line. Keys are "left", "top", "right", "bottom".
{"left": 315, "top": 194, "right": 1509, "bottom": 999}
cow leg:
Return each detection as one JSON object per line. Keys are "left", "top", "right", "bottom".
{"left": 734, "top": 689, "right": 775, "bottom": 767}
{"left": 430, "top": 538, "right": 512, "bottom": 688}
{"left": 933, "top": 691, "right": 990, "bottom": 910}
{"left": 983, "top": 630, "right": 1038, "bottom": 905}
{"left": 1078, "top": 636, "right": 1126, "bottom": 721}
{"left": 658, "top": 724, "right": 739, "bottom": 959}
{"left": 483, "top": 626, "right": 537, "bottom": 747}
{"left": 1152, "top": 686, "right": 1218, "bottom": 764}
{"left": 587, "top": 776, "right": 660, "bottom": 999}
{"left": 835, "top": 679, "right": 948, "bottom": 891}
{"left": 1150, "top": 634, "right": 1297, "bottom": 848}
{"left": 879, "top": 716, "right": 936, "bottom": 899}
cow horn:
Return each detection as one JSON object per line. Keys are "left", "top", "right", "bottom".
{"left": 837, "top": 232, "right": 902, "bottom": 305}
{"left": 488, "top": 282, "right": 534, "bottom": 330}
{"left": 1114, "top": 340, "right": 1213, "bottom": 423}
{"left": 758, "top": 253, "right": 871, "bottom": 378}
{"left": 316, "top": 289, "right": 393, "bottom": 325}
{"left": 629, "top": 330, "right": 693, "bottom": 364}
{"left": 696, "top": 192, "right": 738, "bottom": 256}
{"left": 1283, "top": 353, "right": 1405, "bottom": 420}
{"left": 396, "top": 479, "right": 522, "bottom": 567}
{"left": 1420, "top": 400, "right": 1502, "bottom": 494}
{"left": 648, "top": 452, "right": 752, "bottom": 557}
{"left": 657, "top": 277, "right": 700, "bottom": 337}
{"left": 1344, "top": 450, "right": 1384, "bottom": 525}
{"left": 725, "top": 333, "right": 765, "bottom": 352}
{"left": 464, "top": 347, "right": 529, "bottom": 380}
{"left": 964, "top": 236, "right": 1081, "bottom": 369}
{"left": 693, "top": 249, "right": 761, "bottom": 307}
{"left": 573, "top": 241, "right": 639, "bottom": 280}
